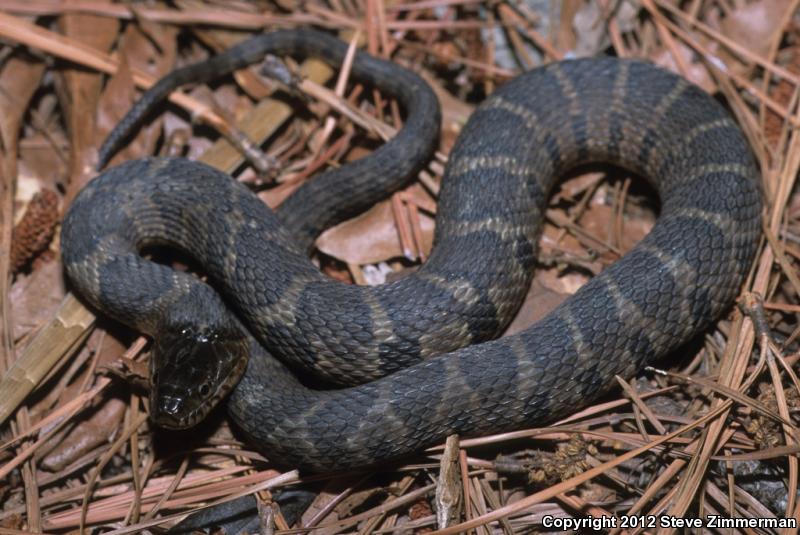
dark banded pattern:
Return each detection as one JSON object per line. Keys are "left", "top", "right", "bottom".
{"left": 61, "top": 31, "right": 761, "bottom": 471}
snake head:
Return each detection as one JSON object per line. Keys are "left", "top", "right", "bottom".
{"left": 149, "top": 323, "right": 249, "bottom": 429}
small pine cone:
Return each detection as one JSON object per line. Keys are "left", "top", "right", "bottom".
{"left": 11, "top": 189, "right": 60, "bottom": 273}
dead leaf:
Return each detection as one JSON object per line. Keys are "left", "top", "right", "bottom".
{"left": 0, "top": 52, "right": 46, "bottom": 183}
{"left": 316, "top": 183, "right": 435, "bottom": 265}
{"left": 56, "top": 11, "right": 120, "bottom": 191}
{"left": 536, "top": 265, "right": 590, "bottom": 296}
{"left": 552, "top": 172, "right": 604, "bottom": 203}
{"left": 651, "top": 41, "right": 716, "bottom": 93}
{"left": 556, "top": 0, "right": 583, "bottom": 54}
{"left": 33, "top": 326, "right": 129, "bottom": 424}
{"left": 720, "top": 0, "right": 791, "bottom": 63}
{"left": 94, "top": 22, "right": 178, "bottom": 171}
{"left": 572, "top": 1, "right": 608, "bottom": 57}
{"left": 582, "top": 193, "right": 654, "bottom": 253}
{"left": 10, "top": 260, "right": 66, "bottom": 342}
{"left": 508, "top": 176, "right": 655, "bottom": 336}
{"left": 258, "top": 179, "right": 304, "bottom": 209}
{"left": 18, "top": 132, "right": 69, "bottom": 199}
{"left": 420, "top": 69, "right": 473, "bottom": 152}
{"left": 503, "top": 279, "right": 570, "bottom": 336}
{"left": 40, "top": 396, "right": 127, "bottom": 472}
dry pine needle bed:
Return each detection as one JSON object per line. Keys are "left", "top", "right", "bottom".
{"left": 1, "top": 1, "right": 800, "bottom": 534}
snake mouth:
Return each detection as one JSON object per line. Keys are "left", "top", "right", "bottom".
{"left": 149, "top": 324, "right": 250, "bottom": 429}
{"left": 153, "top": 392, "right": 204, "bottom": 430}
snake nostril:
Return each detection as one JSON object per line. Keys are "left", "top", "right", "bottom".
{"left": 159, "top": 395, "right": 183, "bottom": 416}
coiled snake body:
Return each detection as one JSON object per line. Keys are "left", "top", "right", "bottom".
{"left": 61, "top": 30, "right": 761, "bottom": 471}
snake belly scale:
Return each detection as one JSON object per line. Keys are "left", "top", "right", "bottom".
{"left": 61, "top": 30, "right": 761, "bottom": 471}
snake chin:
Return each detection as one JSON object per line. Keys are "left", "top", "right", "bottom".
{"left": 149, "top": 324, "right": 249, "bottom": 429}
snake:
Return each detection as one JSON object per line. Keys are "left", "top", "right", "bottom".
{"left": 61, "top": 29, "right": 762, "bottom": 472}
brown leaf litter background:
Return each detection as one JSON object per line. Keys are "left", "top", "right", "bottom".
{"left": 0, "top": 0, "right": 800, "bottom": 533}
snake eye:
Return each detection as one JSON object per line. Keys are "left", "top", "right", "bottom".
{"left": 198, "top": 383, "right": 211, "bottom": 397}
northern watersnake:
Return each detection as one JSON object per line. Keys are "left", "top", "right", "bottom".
{"left": 61, "top": 29, "right": 761, "bottom": 471}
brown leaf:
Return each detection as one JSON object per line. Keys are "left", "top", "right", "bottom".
{"left": 556, "top": 0, "right": 583, "bottom": 52}
{"left": 572, "top": 2, "right": 609, "bottom": 57}
{"left": 40, "top": 397, "right": 127, "bottom": 472}
{"left": 56, "top": 11, "right": 120, "bottom": 189}
{"left": 508, "top": 178, "right": 655, "bottom": 335}
{"left": 720, "top": 0, "right": 791, "bottom": 63}
{"left": 94, "top": 22, "right": 178, "bottom": 170}
{"left": 182, "top": 84, "right": 248, "bottom": 160}
{"left": 580, "top": 194, "right": 653, "bottom": 253}
{"left": 195, "top": 27, "right": 274, "bottom": 100}
{"left": 18, "top": 130, "right": 70, "bottom": 195}
{"left": 0, "top": 52, "right": 46, "bottom": 188}
{"left": 551, "top": 172, "right": 604, "bottom": 203}
{"left": 32, "top": 326, "right": 129, "bottom": 421}
{"left": 258, "top": 179, "right": 304, "bottom": 209}
{"left": 94, "top": 54, "right": 142, "bottom": 167}
{"left": 651, "top": 42, "right": 716, "bottom": 94}
{"left": 536, "top": 265, "right": 591, "bottom": 297}
{"left": 125, "top": 18, "right": 178, "bottom": 76}
{"left": 316, "top": 183, "right": 435, "bottom": 265}
{"left": 419, "top": 70, "right": 473, "bottom": 152}
{"left": 10, "top": 260, "right": 66, "bottom": 342}
{"left": 503, "top": 279, "right": 570, "bottom": 336}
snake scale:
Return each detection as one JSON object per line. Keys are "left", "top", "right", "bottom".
{"left": 61, "top": 29, "right": 761, "bottom": 471}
